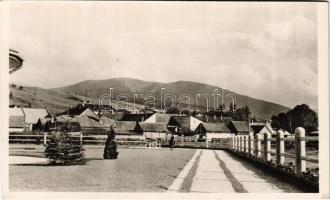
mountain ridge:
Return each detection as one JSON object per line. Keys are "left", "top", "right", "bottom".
{"left": 52, "top": 77, "right": 291, "bottom": 119}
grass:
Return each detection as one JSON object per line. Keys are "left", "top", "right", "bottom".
{"left": 10, "top": 86, "right": 145, "bottom": 113}
{"left": 9, "top": 144, "right": 195, "bottom": 192}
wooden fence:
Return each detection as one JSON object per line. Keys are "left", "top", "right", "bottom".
{"left": 229, "top": 127, "right": 318, "bottom": 173}
{"left": 9, "top": 132, "right": 147, "bottom": 147}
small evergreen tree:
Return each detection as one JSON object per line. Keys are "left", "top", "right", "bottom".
{"left": 103, "top": 126, "right": 119, "bottom": 159}
{"left": 44, "top": 125, "right": 85, "bottom": 165}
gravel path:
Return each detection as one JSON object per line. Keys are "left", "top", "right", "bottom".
{"left": 168, "top": 149, "right": 305, "bottom": 193}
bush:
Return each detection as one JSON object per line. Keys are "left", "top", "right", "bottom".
{"left": 44, "top": 132, "right": 85, "bottom": 165}
{"left": 103, "top": 127, "right": 119, "bottom": 159}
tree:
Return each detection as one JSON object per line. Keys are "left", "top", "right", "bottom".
{"left": 287, "top": 104, "right": 318, "bottom": 133}
{"left": 166, "top": 107, "right": 180, "bottom": 114}
{"left": 229, "top": 102, "right": 237, "bottom": 112}
{"left": 103, "top": 126, "right": 119, "bottom": 159}
{"left": 271, "top": 104, "right": 318, "bottom": 134}
{"left": 271, "top": 115, "right": 281, "bottom": 130}
{"left": 191, "top": 110, "right": 197, "bottom": 117}
{"left": 44, "top": 132, "right": 85, "bottom": 165}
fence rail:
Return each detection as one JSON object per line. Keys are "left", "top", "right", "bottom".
{"left": 9, "top": 133, "right": 147, "bottom": 146}
{"left": 229, "top": 127, "right": 318, "bottom": 173}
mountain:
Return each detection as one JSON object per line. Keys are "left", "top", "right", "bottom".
{"left": 52, "top": 78, "right": 290, "bottom": 119}
{"left": 9, "top": 83, "right": 144, "bottom": 114}
{"left": 10, "top": 86, "right": 84, "bottom": 113}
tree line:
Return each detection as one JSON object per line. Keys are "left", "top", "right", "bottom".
{"left": 271, "top": 104, "right": 318, "bottom": 134}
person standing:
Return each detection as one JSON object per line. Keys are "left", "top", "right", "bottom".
{"left": 169, "top": 135, "right": 175, "bottom": 151}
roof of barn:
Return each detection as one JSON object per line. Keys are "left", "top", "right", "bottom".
{"left": 230, "top": 121, "right": 250, "bottom": 132}
{"left": 140, "top": 122, "right": 168, "bottom": 133}
{"left": 201, "top": 122, "right": 230, "bottom": 133}
{"left": 22, "top": 108, "right": 49, "bottom": 124}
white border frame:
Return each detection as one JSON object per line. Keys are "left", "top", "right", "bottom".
{"left": 0, "top": 1, "right": 328, "bottom": 199}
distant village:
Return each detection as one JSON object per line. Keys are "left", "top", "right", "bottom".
{"left": 8, "top": 49, "right": 315, "bottom": 146}
{"left": 9, "top": 99, "right": 294, "bottom": 146}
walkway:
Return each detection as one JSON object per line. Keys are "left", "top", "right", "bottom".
{"left": 9, "top": 156, "right": 48, "bottom": 165}
{"left": 168, "top": 149, "right": 288, "bottom": 193}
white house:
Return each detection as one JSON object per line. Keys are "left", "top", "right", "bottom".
{"left": 195, "top": 122, "right": 233, "bottom": 141}
{"left": 140, "top": 122, "right": 169, "bottom": 140}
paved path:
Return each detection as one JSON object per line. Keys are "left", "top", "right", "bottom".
{"left": 9, "top": 156, "right": 48, "bottom": 165}
{"left": 168, "top": 149, "right": 286, "bottom": 193}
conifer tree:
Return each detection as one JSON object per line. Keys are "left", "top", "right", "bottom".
{"left": 103, "top": 126, "right": 119, "bottom": 159}
{"left": 44, "top": 123, "right": 85, "bottom": 165}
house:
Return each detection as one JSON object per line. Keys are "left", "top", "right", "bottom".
{"left": 144, "top": 113, "right": 178, "bottom": 124}
{"left": 105, "top": 113, "right": 152, "bottom": 122}
{"left": 140, "top": 122, "right": 169, "bottom": 140}
{"left": 227, "top": 121, "right": 251, "bottom": 135}
{"left": 112, "top": 121, "right": 144, "bottom": 140}
{"left": 9, "top": 115, "right": 25, "bottom": 133}
{"left": 120, "top": 113, "right": 153, "bottom": 122}
{"left": 221, "top": 117, "right": 233, "bottom": 126}
{"left": 145, "top": 113, "right": 203, "bottom": 134}
{"left": 257, "top": 124, "right": 276, "bottom": 136}
{"left": 98, "top": 116, "right": 115, "bottom": 130}
{"left": 71, "top": 115, "right": 106, "bottom": 135}
{"left": 9, "top": 107, "right": 49, "bottom": 132}
{"left": 167, "top": 116, "right": 190, "bottom": 135}
{"left": 62, "top": 104, "right": 98, "bottom": 118}
{"left": 195, "top": 122, "right": 232, "bottom": 141}
{"left": 193, "top": 115, "right": 233, "bottom": 130}
{"left": 190, "top": 116, "right": 204, "bottom": 132}
{"left": 22, "top": 108, "right": 49, "bottom": 131}
{"left": 167, "top": 116, "right": 203, "bottom": 136}
{"left": 194, "top": 115, "right": 223, "bottom": 123}
{"left": 250, "top": 121, "right": 267, "bottom": 135}
{"left": 9, "top": 106, "right": 24, "bottom": 116}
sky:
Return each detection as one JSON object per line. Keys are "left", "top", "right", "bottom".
{"left": 9, "top": 2, "right": 318, "bottom": 110}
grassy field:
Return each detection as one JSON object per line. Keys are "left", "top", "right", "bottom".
{"left": 9, "top": 144, "right": 195, "bottom": 192}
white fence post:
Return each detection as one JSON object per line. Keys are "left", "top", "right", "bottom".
{"left": 263, "top": 133, "right": 271, "bottom": 161}
{"left": 80, "top": 132, "right": 83, "bottom": 145}
{"left": 244, "top": 135, "right": 249, "bottom": 153}
{"left": 248, "top": 132, "right": 254, "bottom": 156}
{"left": 237, "top": 136, "right": 240, "bottom": 152}
{"left": 276, "top": 130, "right": 285, "bottom": 165}
{"left": 295, "top": 127, "right": 306, "bottom": 172}
{"left": 43, "top": 132, "right": 47, "bottom": 146}
{"left": 243, "top": 135, "right": 246, "bottom": 153}
{"left": 232, "top": 136, "right": 235, "bottom": 149}
{"left": 254, "top": 134, "right": 261, "bottom": 158}
{"left": 239, "top": 135, "right": 243, "bottom": 152}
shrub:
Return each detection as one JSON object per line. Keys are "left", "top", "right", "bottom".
{"left": 44, "top": 132, "right": 85, "bottom": 165}
{"left": 103, "top": 127, "right": 119, "bottom": 159}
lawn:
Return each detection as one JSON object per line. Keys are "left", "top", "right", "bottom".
{"left": 9, "top": 144, "right": 196, "bottom": 192}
